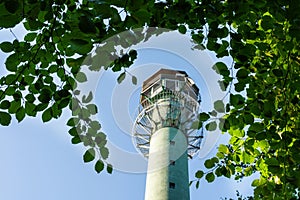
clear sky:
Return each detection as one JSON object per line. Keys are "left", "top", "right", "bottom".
{"left": 0, "top": 25, "right": 256, "bottom": 200}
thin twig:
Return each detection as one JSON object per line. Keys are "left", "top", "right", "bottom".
{"left": 9, "top": 29, "right": 18, "bottom": 40}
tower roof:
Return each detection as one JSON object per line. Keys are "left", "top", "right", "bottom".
{"left": 142, "top": 68, "right": 199, "bottom": 94}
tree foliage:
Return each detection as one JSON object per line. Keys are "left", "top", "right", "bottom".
{"left": 0, "top": 0, "right": 300, "bottom": 199}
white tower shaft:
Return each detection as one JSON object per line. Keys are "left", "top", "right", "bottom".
{"left": 145, "top": 127, "right": 190, "bottom": 200}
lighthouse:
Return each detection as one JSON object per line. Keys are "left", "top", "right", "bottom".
{"left": 133, "top": 69, "right": 203, "bottom": 200}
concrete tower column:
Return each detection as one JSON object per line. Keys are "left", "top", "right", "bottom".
{"left": 145, "top": 127, "right": 189, "bottom": 200}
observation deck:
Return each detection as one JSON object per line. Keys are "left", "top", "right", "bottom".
{"left": 132, "top": 69, "right": 204, "bottom": 158}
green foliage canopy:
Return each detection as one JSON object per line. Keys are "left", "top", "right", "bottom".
{"left": 0, "top": 0, "right": 300, "bottom": 199}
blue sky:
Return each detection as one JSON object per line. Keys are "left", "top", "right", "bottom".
{"left": 0, "top": 26, "right": 256, "bottom": 199}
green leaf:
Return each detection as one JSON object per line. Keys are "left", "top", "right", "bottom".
{"left": 38, "top": 89, "right": 52, "bottom": 103}
{"left": 95, "top": 160, "right": 104, "bottom": 173}
{"left": 204, "top": 159, "right": 215, "bottom": 169}
{"left": 25, "top": 102, "right": 36, "bottom": 116}
{"left": 214, "top": 100, "right": 225, "bottom": 113}
{"left": 82, "top": 91, "right": 93, "bottom": 103}
{"left": 132, "top": 75, "right": 137, "bottom": 85}
{"left": 68, "top": 127, "right": 79, "bottom": 136}
{"left": 90, "top": 120, "right": 101, "bottom": 130}
{"left": 212, "top": 62, "right": 230, "bottom": 77}
{"left": 67, "top": 117, "right": 79, "bottom": 127}
{"left": 196, "top": 180, "right": 200, "bottom": 189}
{"left": 229, "top": 129, "right": 245, "bottom": 138}
{"left": 5, "top": 0, "right": 19, "bottom": 13}
{"left": 206, "top": 121, "right": 217, "bottom": 131}
{"left": 0, "top": 42, "right": 14, "bottom": 53}
{"left": 230, "top": 94, "right": 244, "bottom": 107}
{"left": 25, "top": 94, "right": 35, "bottom": 103}
{"left": 195, "top": 170, "right": 204, "bottom": 178}
{"left": 71, "top": 136, "right": 82, "bottom": 144}
{"left": 132, "top": 9, "right": 150, "bottom": 24}
{"left": 100, "top": 146, "right": 109, "bottom": 159}
{"left": 205, "top": 172, "right": 215, "bottom": 183}
{"left": 5, "top": 74, "right": 16, "bottom": 84}
{"left": 218, "top": 144, "right": 229, "bottom": 154}
{"left": 251, "top": 179, "right": 260, "bottom": 187}
{"left": 272, "top": 69, "right": 283, "bottom": 77}
{"left": 0, "top": 111, "right": 12, "bottom": 126}
{"left": 243, "top": 113, "right": 254, "bottom": 124}
{"left": 9, "top": 100, "right": 21, "bottom": 114}
{"left": 129, "top": 50, "right": 137, "bottom": 60}
{"left": 265, "top": 157, "right": 279, "bottom": 166}
{"left": 78, "top": 16, "right": 96, "bottom": 34}
{"left": 58, "top": 98, "right": 70, "bottom": 109}
{"left": 236, "top": 68, "right": 248, "bottom": 78}
{"left": 209, "top": 110, "right": 217, "bottom": 117}
{"left": 24, "top": 32, "right": 37, "bottom": 42}
{"left": 178, "top": 25, "right": 187, "bottom": 34}
{"left": 106, "top": 163, "right": 113, "bottom": 174}
{"left": 75, "top": 72, "right": 87, "bottom": 83}
{"left": 248, "top": 123, "right": 264, "bottom": 133}
{"left": 69, "top": 39, "right": 93, "bottom": 55}
{"left": 234, "top": 82, "right": 246, "bottom": 92}
{"left": 86, "top": 104, "right": 98, "bottom": 115}
{"left": 83, "top": 148, "right": 95, "bottom": 163}
{"left": 0, "top": 100, "right": 10, "bottom": 109}
{"left": 117, "top": 72, "right": 126, "bottom": 84}
{"left": 5, "top": 53, "right": 19, "bottom": 72}
{"left": 191, "top": 120, "right": 202, "bottom": 129}
{"left": 42, "top": 107, "right": 52, "bottom": 122}
{"left": 198, "top": 112, "right": 210, "bottom": 121}
{"left": 261, "top": 15, "right": 274, "bottom": 30}
{"left": 16, "top": 107, "right": 25, "bottom": 122}
{"left": 95, "top": 132, "right": 107, "bottom": 147}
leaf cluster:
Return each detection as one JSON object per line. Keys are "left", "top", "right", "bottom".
{"left": 0, "top": 1, "right": 300, "bottom": 198}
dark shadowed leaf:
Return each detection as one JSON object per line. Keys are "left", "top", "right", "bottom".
{"left": 16, "top": 107, "right": 25, "bottom": 122}
{"left": 212, "top": 62, "right": 230, "bottom": 77}
{"left": 178, "top": 25, "right": 187, "bottom": 34}
{"left": 205, "top": 172, "right": 215, "bottom": 183}
{"left": 0, "top": 100, "right": 10, "bottom": 109}
{"left": 198, "top": 112, "right": 210, "bottom": 121}
{"left": 42, "top": 108, "right": 52, "bottom": 122}
{"left": 83, "top": 148, "right": 95, "bottom": 163}
{"left": 107, "top": 164, "right": 113, "bottom": 174}
{"left": 204, "top": 159, "right": 215, "bottom": 169}
{"left": 0, "top": 111, "right": 12, "bottom": 126}
{"left": 0, "top": 41, "right": 14, "bottom": 52}
{"left": 195, "top": 170, "right": 204, "bottom": 178}
{"left": 196, "top": 181, "right": 200, "bottom": 189}
{"left": 95, "top": 160, "right": 104, "bottom": 173}
{"left": 117, "top": 72, "right": 126, "bottom": 84}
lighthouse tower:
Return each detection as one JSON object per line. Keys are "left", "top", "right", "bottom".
{"left": 133, "top": 69, "right": 203, "bottom": 200}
